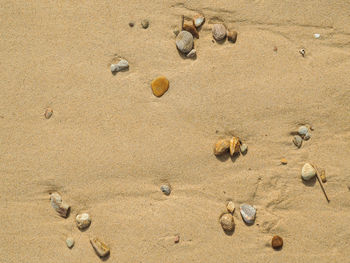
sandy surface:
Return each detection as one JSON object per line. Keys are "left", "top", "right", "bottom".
{"left": 1, "top": 0, "right": 350, "bottom": 262}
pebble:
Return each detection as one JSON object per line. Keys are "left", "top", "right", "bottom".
{"left": 227, "top": 30, "right": 237, "bottom": 43}
{"left": 229, "top": 137, "right": 240, "bottom": 156}
{"left": 174, "top": 235, "right": 180, "bottom": 243}
{"left": 44, "top": 108, "right": 53, "bottom": 119}
{"left": 50, "top": 192, "right": 70, "bottom": 218}
{"left": 212, "top": 24, "right": 226, "bottom": 41}
{"left": 304, "top": 132, "right": 311, "bottom": 140}
{"left": 110, "top": 59, "right": 129, "bottom": 73}
{"left": 240, "top": 204, "right": 256, "bottom": 224}
{"left": 301, "top": 163, "right": 316, "bottom": 181}
{"left": 299, "top": 49, "right": 305, "bottom": 57}
{"left": 293, "top": 135, "right": 303, "bottom": 148}
{"left": 220, "top": 213, "right": 235, "bottom": 231}
{"left": 76, "top": 213, "right": 91, "bottom": 229}
{"left": 186, "top": 49, "right": 196, "bottom": 58}
{"left": 151, "top": 76, "right": 169, "bottom": 97}
{"left": 176, "top": 31, "right": 194, "bottom": 54}
{"left": 226, "top": 201, "right": 235, "bottom": 214}
{"left": 271, "top": 235, "right": 283, "bottom": 249}
{"left": 314, "top": 33, "right": 320, "bottom": 39}
{"left": 298, "top": 126, "right": 308, "bottom": 137}
{"left": 213, "top": 139, "right": 230, "bottom": 156}
{"left": 90, "top": 237, "right": 110, "bottom": 258}
{"left": 66, "top": 237, "right": 75, "bottom": 249}
{"left": 193, "top": 14, "right": 205, "bottom": 28}
{"left": 129, "top": 22, "right": 134, "bottom": 27}
{"left": 280, "top": 158, "right": 288, "bottom": 165}
{"left": 183, "top": 22, "right": 199, "bottom": 38}
{"left": 141, "top": 19, "right": 149, "bottom": 29}
{"left": 240, "top": 143, "right": 248, "bottom": 154}
{"left": 160, "top": 184, "right": 171, "bottom": 195}
{"left": 320, "top": 169, "right": 327, "bottom": 183}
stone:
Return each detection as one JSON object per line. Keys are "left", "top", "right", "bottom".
{"left": 44, "top": 108, "right": 53, "bottom": 119}
{"left": 111, "top": 59, "right": 129, "bottom": 73}
{"left": 213, "top": 139, "right": 230, "bottom": 156}
{"left": 186, "top": 49, "right": 196, "bottom": 58}
{"left": 240, "top": 204, "right": 256, "bottom": 224}
{"left": 212, "top": 24, "right": 226, "bottom": 41}
{"left": 314, "top": 33, "right": 320, "bottom": 39}
{"left": 174, "top": 235, "right": 180, "bottom": 243}
{"left": 304, "top": 132, "right": 311, "bottom": 140}
{"left": 293, "top": 135, "right": 303, "bottom": 148}
{"left": 227, "top": 31, "right": 237, "bottom": 43}
{"left": 271, "top": 235, "right": 283, "bottom": 249}
{"left": 76, "top": 213, "right": 91, "bottom": 229}
{"left": 320, "top": 169, "right": 327, "bottom": 183}
{"left": 50, "top": 192, "right": 70, "bottom": 218}
{"left": 90, "top": 237, "right": 110, "bottom": 257}
{"left": 226, "top": 201, "right": 235, "bottom": 213}
{"left": 229, "top": 137, "right": 240, "bottom": 156}
{"left": 299, "top": 49, "right": 305, "bottom": 57}
{"left": 240, "top": 143, "right": 248, "bottom": 154}
{"left": 183, "top": 22, "right": 199, "bottom": 38}
{"left": 151, "top": 76, "right": 169, "bottom": 97}
{"left": 280, "top": 158, "right": 288, "bottom": 165}
{"left": 141, "top": 19, "right": 149, "bottom": 29}
{"left": 193, "top": 14, "right": 205, "bottom": 28}
{"left": 298, "top": 126, "right": 308, "bottom": 137}
{"left": 176, "top": 31, "right": 194, "bottom": 54}
{"left": 66, "top": 237, "right": 74, "bottom": 249}
{"left": 301, "top": 163, "right": 316, "bottom": 181}
{"left": 160, "top": 184, "right": 171, "bottom": 195}
{"left": 220, "top": 213, "right": 235, "bottom": 231}
{"left": 129, "top": 22, "right": 134, "bottom": 27}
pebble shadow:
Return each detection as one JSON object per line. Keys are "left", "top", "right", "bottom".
{"left": 223, "top": 227, "right": 235, "bottom": 236}
{"left": 111, "top": 68, "right": 129, "bottom": 76}
{"left": 100, "top": 254, "right": 110, "bottom": 261}
{"left": 215, "top": 153, "right": 230, "bottom": 162}
{"left": 214, "top": 38, "right": 226, "bottom": 45}
{"left": 302, "top": 177, "right": 316, "bottom": 187}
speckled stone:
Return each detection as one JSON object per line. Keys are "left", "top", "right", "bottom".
{"left": 220, "top": 213, "right": 235, "bottom": 231}
{"left": 76, "top": 213, "right": 91, "bottom": 229}
{"left": 212, "top": 24, "right": 226, "bottom": 41}
{"left": 240, "top": 204, "right": 256, "bottom": 224}
{"left": 160, "top": 185, "right": 171, "bottom": 195}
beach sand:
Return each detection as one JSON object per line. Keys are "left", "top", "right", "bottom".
{"left": 1, "top": 0, "right": 350, "bottom": 262}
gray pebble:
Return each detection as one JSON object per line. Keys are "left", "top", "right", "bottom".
{"left": 304, "top": 132, "right": 311, "bottom": 140}
{"left": 141, "top": 19, "right": 149, "bottom": 29}
{"left": 111, "top": 59, "right": 129, "bottom": 73}
{"left": 240, "top": 143, "right": 248, "bottom": 154}
{"left": 160, "top": 185, "right": 171, "bottom": 195}
{"left": 186, "top": 49, "right": 196, "bottom": 58}
{"left": 240, "top": 204, "right": 256, "bottom": 224}
{"left": 293, "top": 135, "right": 303, "bottom": 148}
{"left": 298, "top": 126, "right": 308, "bottom": 136}
{"left": 66, "top": 237, "right": 75, "bottom": 249}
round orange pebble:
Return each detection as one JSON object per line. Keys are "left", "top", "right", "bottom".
{"left": 151, "top": 76, "right": 169, "bottom": 97}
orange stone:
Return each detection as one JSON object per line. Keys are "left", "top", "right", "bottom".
{"left": 280, "top": 158, "right": 288, "bottom": 165}
{"left": 183, "top": 23, "right": 199, "bottom": 38}
{"left": 271, "top": 235, "right": 283, "bottom": 249}
{"left": 151, "top": 76, "right": 169, "bottom": 97}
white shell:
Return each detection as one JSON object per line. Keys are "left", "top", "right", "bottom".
{"left": 66, "top": 237, "right": 75, "bottom": 248}
{"left": 240, "top": 204, "right": 256, "bottom": 224}
{"left": 212, "top": 24, "right": 226, "bottom": 41}
{"left": 111, "top": 59, "right": 129, "bottom": 73}
{"left": 301, "top": 163, "right": 316, "bottom": 180}
{"left": 76, "top": 213, "right": 91, "bottom": 229}
{"left": 176, "top": 31, "right": 194, "bottom": 54}
{"left": 186, "top": 49, "right": 196, "bottom": 58}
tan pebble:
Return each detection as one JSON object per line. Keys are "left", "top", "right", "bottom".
{"left": 193, "top": 14, "right": 205, "bottom": 28}
{"left": 226, "top": 201, "right": 235, "bottom": 214}
{"left": 220, "top": 213, "right": 235, "bottom": 231}
{"left": 280, "top": 158, "right": 288, "bottom": 165}
{"left": 151, "top": 76, "right": 169, "bottom": 97}
{"left": 76, "top": 213, "right": 91, "bottom": 229}
{"left": 44, "top": 108, "right": 53, "bottom": 119}
{"left": 320, "top": 169, "right": 327, "bottom": 183}
{"left": 213, "top": 139, "right": 230, "bottom": 156}
{"left": 301, "top": 163, "right": 316, "bottom": 181}
{"left": 271, "top": 235, "right": 283, "bottom": 249}
{"left": 174, "top": 235, "right": 180, "bottom": 243}
{"left": 50, "top": 192, "right": 70, "bottom": 218}
{"left": 227, "top": 30, "right": 237, "bottom": 43}
{"left": 229, "top": 137, "right": 240, "bottom": 156}
{"left": 90, "top": 237, "right": 110, "bottom": 258}
{"left": 183, "top": 22, "right": 199, "bottom": 38}
{"left": 212, "top": 24, "right": 226, "bottom": 41}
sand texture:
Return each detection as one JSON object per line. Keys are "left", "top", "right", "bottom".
{"left": 1, "top": 0, "right": 350, "bottom": 262}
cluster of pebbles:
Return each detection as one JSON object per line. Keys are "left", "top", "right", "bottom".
{"left": 212, "top": 24, "right": 237, "bottom": 43}
{"left": 293, "top": 125, "right": 312, "bottom": 148}
{"left": 213, "top": 136, "right": 247, "bottom": 157}
{"left": 219, "top": 202, "right": 257, "bottom": 229}
{"left": 49, "top": 192, "right": 110, "bottom": 258}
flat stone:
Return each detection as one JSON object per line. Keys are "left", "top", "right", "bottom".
{"left": 111, "top": 59, "right": 129, "bottom": 73}
{"left": 66, "top": 237, "right": 74, "bottom": 249}
{"left": 90, "top": 237, "right": 110, "bottom": 257}
{"left": 76, "top": 213, "right": 91, "bottom": 229}
{"left": 50, "top": 192, "right": 70, "bottom": 218}
{"left": 301, "top": 163, "right": 316, "bottom": 181}
{"left": 212, "top": 24, "right": 226, "bottom": 41}
{"left": 293, "top": 135, "right": 303, "bottom": 148}
{"left": 240, "top": 204, "right": 256, "bottom": 224}
{"left": 151, "top": 76, "right": 169, "bottom": 97}
{"left": 176, "top": 31, "right": 194, "bottom": 53}
{"left": 160, "top": 185, "right": 171, "bottom": 195}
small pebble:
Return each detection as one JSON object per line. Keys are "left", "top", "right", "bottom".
{"left": 66, "top": 237, "right": 75, "bottom": 249}
{"left": 304, "top": 132, "right": 311, "bottom": 140}
{"left": 314, "top": 33, "right": 320, "bottom": 39}
{"left": 240, "top": 204, "right": 256, "bottom": 224}
{"left": 227, "top": 30, "right": 237, "bottom": 43}
{"left": 229, "top": 137, "right": 240, "bottom": 156}
{"left": 151, "top": 76, "right": 169, "bottom": 97}
{"left": 174, "top": 235, "right": 180, "bottom": 243}
{"left": 129, "top": 22, "right": 134, "bottom": 27}
{"left": 176, "top": 31, "right": 194, "bottom": 54}
{"left": 226, "top": 201, "right": 235, "bottom": 214}
{"left": 298, "top": 126, "right": 308, "bottom": 137}
{"left": 183, "top": 22, "right": 199, "bottom": 38}
{"left": 111, "top": 59, "right": 129, "bottom": 73}
{"left": 213, "top": 139, "right": 230, "bottom": 156}
{"left": 186, "top": 49, "right": 196, "bottom": 58}
{"left": 299, "top": 49, "right": 305, "bottom": 57}
{"left": 160, "top": 184, "right": 171, "bottom": 195}
{"left": 50, "top": 192, "right": 70, "bottom": 218}
{"left": 240, "top": 143, "right": 248, "bottom": 154}
{"left": 220, "top": 213, "right": 235, "bottom": 231}
{"left": 271, "top": 235, "right": 283, "bottom": 249}
{"left": 273, "top": 46, "right": 278, "bottom": 52}
{"left": 90, "top": 237, "right": 110, "bottom": 258}
{"left": 193, "top": 14, "right": 205, "bottom": 28}
{"left": 212, "top": 24, "right": 226, "bottom": 41}
{"left": 44, "top": 108, "right": 53, "bottom": 119}
{"left": 293, "top": 135, "right": 303, "bottom": 148}
{"left": 320, "top": 168, "right": 327, "bottom": 183}
{"left": 141, "top": 19, "right": 149, "bottom": 29}
{"left": 76, "top": 213, "right": 91, "bottom": 229}
{"left": 280, "top": 158, "right": 288, "bottom": 165}
{"left": 301, "top": 163, "right": 316, "bottom": 181}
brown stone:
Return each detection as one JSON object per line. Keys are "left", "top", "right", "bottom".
{"left": 44, "top": 108, "right": 53, "bottom": 119}
{"left": 151, "top": 76, "right": 169, "bottom": 97}
{"left": 183, "top": 22, "right": 199, "bottom": 38}
{"left": 271, "top": 235, "right": 283, "bottom": 249}
{"left": 213, "top": 139, "right": 230, "bottom": 156}
{"left": 229, "top": 137, "right": 240, "bottom": 156}
{"left": 227, "top": 31, "right": 237, "bottom": 43}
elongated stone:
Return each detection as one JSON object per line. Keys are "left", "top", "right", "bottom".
{"left": 90, "top": 237, "right": 110, "bottom": 257}
{"left": 50, "top": 192, "right": 70, "bottom": 218}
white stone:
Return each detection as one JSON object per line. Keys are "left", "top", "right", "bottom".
{"left": 186, "top": 49, "right": 196, "bottom": 58}
{"left": 301, "top": 163, "right": 316, "bottom": 180}
{"left": 240, "top": 204, "right": 256, "bottom": 224}
{"left": 240, "top": 143, "right": 248, "bottom": 153}
{"left": 111, "top": 59, "right": 129, "bottom": 73}
{"left": 298, "top": 126, "right": 308, "bottom": 136}
{"left": 76, "top": 213, "right": 91, "bottom": 229}
{"left": 66, "top": 237, "right": 74, "bottom": 248}
{"left": 314, "top": 33, "right": 320, "bottom": 39}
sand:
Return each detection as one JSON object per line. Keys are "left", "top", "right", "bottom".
{"left": 1, "top": 0, "right": 350, "bottom": 262}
